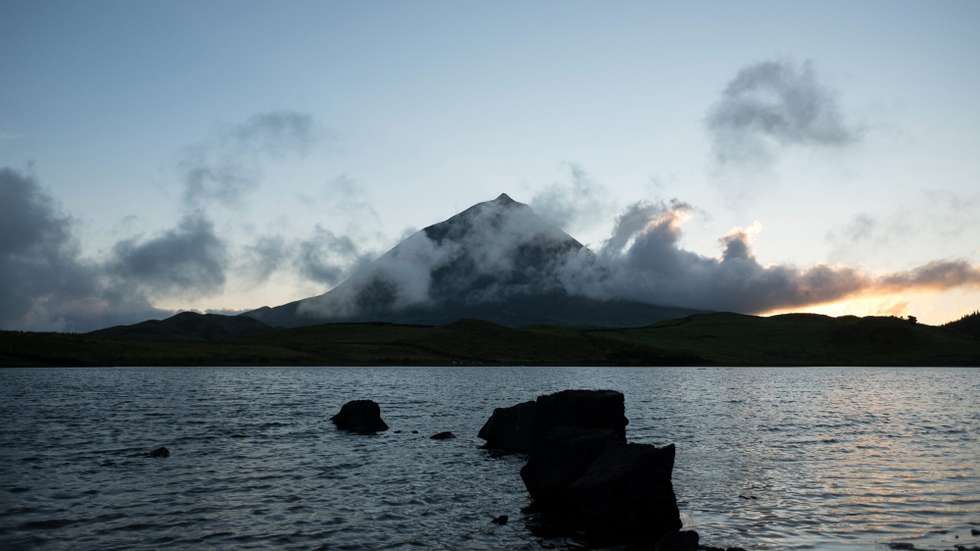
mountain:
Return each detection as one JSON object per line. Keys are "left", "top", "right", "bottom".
{"left": 244, "top": 193, "right": 700, "bottom": 327}
{"left": 91, "top": 311, "right": 269, "bottom": 341}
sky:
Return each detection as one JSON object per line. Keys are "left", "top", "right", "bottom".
{"left": 1, "top": 0, "right": 979, "bottom": 330}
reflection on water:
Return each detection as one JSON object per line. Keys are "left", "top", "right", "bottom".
{"left": 0, "top": 367, "right": 977, "bottom": 550}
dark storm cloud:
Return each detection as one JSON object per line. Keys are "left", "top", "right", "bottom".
{"left": 708, "top": 60, "right": 860, "bottom": 165}
{"left": 0, "top": 168, "right": 167, "bottom": 331}
{"left": 181, "top": 111, "right": 320, "bottom": 207}
{"left": 109, "top": 212, "right": 229, "bottom": 300}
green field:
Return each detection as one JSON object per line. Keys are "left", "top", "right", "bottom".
{"left": 1, "top": 312, "right": 978, "bottom": 367}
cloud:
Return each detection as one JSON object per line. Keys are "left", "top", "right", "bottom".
{"left": 294, "top": 225, "right": 367, "bottom": 286}
{"left": 0, "top": 168, "right": 167, "bottom": 331}
{"left": 560, "top": 200, "right": 980, "bottom": 313}
{"left": 180, "top": 111, "right": 320, "bottom": 207}
{"left": 108, "top": 212, "right": 229, "bottom": 300}
{"left": 708, "top": 60, "right": 860, "bottom": 165}
{"left": 530, "top": 164, "right": 611, "bottom": 232}
{"left": 292, "top": 194, "right": 980, "bottom": 321}
{"left": 296, "top": 195, "right": 579, "bottom": 318}
{"left": 241, "top": 234, "right": 291, "bottom": 284}
{"left": 827, "top": 189, "right": 980, "bottom": 262}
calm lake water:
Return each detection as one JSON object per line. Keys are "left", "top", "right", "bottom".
{"left": 0, "top": 367, "right": 977, "bottom": 550}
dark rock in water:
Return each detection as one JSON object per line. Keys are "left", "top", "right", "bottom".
{"left": 534, "top": 389, "right": 628, "bottom": 442}
{"left": 479, "top": 389, "right": 627, "bottom": 454}
{"left": 430, "top": 431, "right": 455, "bottom": 440}
{"left": 411, "top": 430, "right": 419, "bottom": 434}
{"left": 520, "top": 389, "right": 629, "bottom": 503}
{"left": 972, "top": 528, "right": 980, "bottom": 536}
{"left": 520, "top": 426, "right": 622, "bottom": 503}
{"left": 567, "top": 443, "right": 681, "bottom": 542}
{"left": 331, "top": 400, "right": 388, "bottom": 434}
{"left": 491, "top": 515, "right": 509, "bottom": 525}
{"left": 148, "top": 446, "right": 170, "bottom": 458}
{"left": 514, "top": 389, "right": 680, "bottom": 545}
{"left": 478, "top": 400, "right": 536, "bottom": 452}
{"left": 656, "top": 530, "right": 699, "bottom": 551}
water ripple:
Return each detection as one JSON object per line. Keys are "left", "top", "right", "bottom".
{"left": 0, "top": 367, "right": 977, "bottom": 550}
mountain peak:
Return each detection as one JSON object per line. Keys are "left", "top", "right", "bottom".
{"left": 494, "top": 193, "right": 517, "bottom": 204}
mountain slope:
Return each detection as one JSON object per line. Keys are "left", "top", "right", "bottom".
{"left": 943, "top": 311, "right": 980, "bottom": 339}
{"left": 91, "top": 312, "right": 269, "bottom": 341}
{"left": 244, "top": 194, "right": 700, "bottom": 328}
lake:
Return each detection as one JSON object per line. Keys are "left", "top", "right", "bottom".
{"left": 0, "top": 367, "right": 977, "bottom": 550}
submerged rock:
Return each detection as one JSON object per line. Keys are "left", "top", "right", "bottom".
{"left": 331, "top": 400, "right": 389, "bottom": 434}
{"left": 491, "top": 515, "right": 509, "bottom": 525}
{"left": 430, "top": 431, "right": 455, "bottom": 440}
{"left": 148, "top": 446, "right": 170, "bottom": 458}
{"left": 478, "top": 400, "right": 536, "bottom": 452}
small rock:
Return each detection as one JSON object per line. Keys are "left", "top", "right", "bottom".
{"left": 430, "top": 431, "right": 456, "bottom": 440}
{"left": 331, "top": 400, "right": 388, "bottom": 434}
{"left": 411, "top": 430, "right": 419, "bottom": 434}
{"left": 478, "top": 400, "right": 537, "bottom": 452}
{"left": 491, "top": 515, "right": 508, "bottom": 525}
{"left": 972, "top": 528, "right": 980, "bottom": 536}
{"left": 737, "top": 494, "right": 757, "bottom": 500}
{"left": 148, "top": 447, "right": 170, "bottom": 458}
{"left": 888, "top": 544, "right": 916, "bottom": 550}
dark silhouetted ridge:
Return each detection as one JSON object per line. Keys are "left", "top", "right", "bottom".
{"left": 943, "top": 310, "right": 980, "bottom": 339}
{"left": 91, "top": 311, "right": 269, "bottom": 341}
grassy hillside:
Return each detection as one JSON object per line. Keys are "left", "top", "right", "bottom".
{"left": 943, "top": 311, "right": 980, "bottom": 339}
{"left": 2, "top": 312, "right": 978, "bottom": 367}
{"left": 595, "top": 312, "right": 980, "bottom": 366}
{"left": 0, "top": 318, "right": 700, "bottom": 367}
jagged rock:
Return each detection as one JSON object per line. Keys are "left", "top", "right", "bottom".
{"left": 520, "top": 389, "right": 629, "bottom": 503}
{"left": 491, "top": 515, "right": 509, "bottom": 525}
{"left": 478, "top": 400, "right": 536, "bottom": 452}
{"left": 520, "top": 426, "right": 622, "bottom": 503}
{"left": 535, "top": 389, "right": 628, "bottom": 441}
{"left": 331, "top": 400, "right": 388, "bottom": 434}
{"left": 567, "top": 443, "right": 681, "bottom": 542}
{"left": 515, "top": 389, "right": 680, "bottom": 545}
{"left": 430, "top": 431, "right": 455, "bottom": 440}
{"left": 148, "top": 446, "right": 170, "bottom": 458}
{"left": 656, "top": 530, "right": 699, "bottom": 551}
